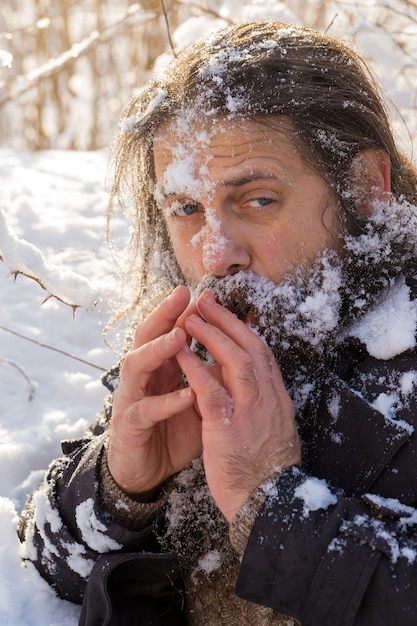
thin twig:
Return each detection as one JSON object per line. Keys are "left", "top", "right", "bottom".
{"left": 175, "top": 0, "right": 234, "bottom": 24}
{"left": 160, "top": 0, "right": 177, "bottom": 58}
{"left": 0, "top": 324, "right": 106, "bottom": 371}
{"left": 324, "top": 14, "right": 338, "bottom": 33}
{"left": 0, "top": 358, "right": 35, "bottom": 401}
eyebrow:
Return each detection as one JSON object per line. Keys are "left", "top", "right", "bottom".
{"left": 220, "top": 172, "right": 278, "bottom": 187}
{"left": 157, "top": 172, "right": 279, "bottom": 201}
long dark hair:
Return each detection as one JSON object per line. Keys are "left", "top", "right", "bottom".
{"left": 107, "top": 21, "right": 417, "bottom": 328}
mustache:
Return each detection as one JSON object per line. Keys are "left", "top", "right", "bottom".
{"left": 188, "top": 253, "right": 344, "bottom": 352}
{"left": 189, "top": 271, "right": 268, "bottom": 323}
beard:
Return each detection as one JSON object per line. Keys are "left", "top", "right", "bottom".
{"left": 187, "top": 198, "right": 417, "bottom": 422}
{"left": 189, "top": 253, "right": 343, "bottom": 418}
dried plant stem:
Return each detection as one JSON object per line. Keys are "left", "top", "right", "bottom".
{"left": 0, "top": 5, "right": 156, "bottom": 109}
{"left": 0, "top": 324, "right": 106, "bottom": 372}
{"left": 161, "top": 0, "right": 177, "bottom": 57}
{"left": 0, "top": 358, "right": 35, "bottom": 401}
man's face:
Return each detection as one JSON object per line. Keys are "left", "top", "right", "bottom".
{"left": 153, "top": 116, "right": 341, "bottom": 287}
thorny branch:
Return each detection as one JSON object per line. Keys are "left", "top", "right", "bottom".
{"left": 0, "top": 251, "right": 93, "bottom": 313}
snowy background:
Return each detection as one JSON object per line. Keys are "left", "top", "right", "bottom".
{"left": 1, "top": 1, "right": 417, "bottom": 623}
{"left": 0, "top": 150, "right": 117, "bottom": 623}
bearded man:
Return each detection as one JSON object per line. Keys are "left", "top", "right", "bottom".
{"left": 19, "top": 21, "right": 417, "bottom": 626}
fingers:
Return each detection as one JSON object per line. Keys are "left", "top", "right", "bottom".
{"left": 108, "top": 386, "right": 197, "bottom": 495}
{"left": 116, "top": 287, "right": 193, "bottom": 405}
{"left": 114, "top": 324, "right": 190, "bottom": 435}
{"left": 196, "top": 290, "right": 267, "bottom": 357}
{"left": 175, "top": 296, "right": 199, "bottom": 331}
{"left": 184, "top": 315, "right": 258, "bottom": 408}
{"left": 108, "top": 287, "right": 205, "bottom": 497}
{"left": 184, "top": 290, "right": 286, "bottom": 403}
{"left": 176, "top": 293, "right": 300, "bottom": 522}
{"left": 177, "top": 288, "right": 296, "bottom": 439}
{"left": 117, "top": 385, "right": 196, "bottom": 431}
{"left": 133, "top": 285, "right": 191, "bottom": 349}
{"left": 120, "top": 326, "right": 187, "bottom": 397}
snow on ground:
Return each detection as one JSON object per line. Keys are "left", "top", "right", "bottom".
{"left": 0, "top": 149, "right": 117, "bottom": 624}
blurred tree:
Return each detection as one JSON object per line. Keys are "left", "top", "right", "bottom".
{"left": 0, "top": 0, "right": 416, "bottom": 152}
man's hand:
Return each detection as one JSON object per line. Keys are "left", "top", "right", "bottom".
{"left": 107, "top": 286, "right": 202, "bottom": 497}
{"left": 176, "top": 289, "right": 301, "bottom": 522}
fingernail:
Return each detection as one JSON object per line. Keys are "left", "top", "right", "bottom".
{"left": 180, "top": 342, "right": 193, "bottom": 355}
{"left": 168, "top": 285, "right": 186, "bottom": 299}
{"left": 199, "top": 289, "right": 216, "bottom": 304}
{"left": 188, "top": 314, "right": 204, "bottom": 325}
{"left": 179, "top": 386, "right": 192, "bottom": 398}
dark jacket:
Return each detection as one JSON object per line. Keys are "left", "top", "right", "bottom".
{"left": 237, "top": 344, "right": 417, "bottom": 625}
{"left": 19, "top": 339, "right": 417, "bottom": 625}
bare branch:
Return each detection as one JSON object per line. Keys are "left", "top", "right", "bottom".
{"left": 161, "top": 0, "right": 178, "bottom": 58}
{"left": 175, "top": 0, "right": 234, "bottom": 24}
{"left": 0, "top": 324, "right": 107, "bottom": 372}
{"left": 0, "top": 206, "right": 99, "bottom": 311}
{"left": 0, "top": 357, "right": 35, "bottom": 401}
{"left": 0, "top": 5, "right": 156, "bottom": 108}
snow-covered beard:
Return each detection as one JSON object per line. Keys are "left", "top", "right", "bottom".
{"left": 188, "top": 198, "right": 417, "bottom": 419}
{"left": 189, "top": 253, "right": 343, "bottom": 417}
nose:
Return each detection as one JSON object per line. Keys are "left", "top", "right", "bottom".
{"left": 202, "top": 215, "right": 251, "bottom": 277}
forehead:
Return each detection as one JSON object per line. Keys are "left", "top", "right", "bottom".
{"left": 153, "top": 115, "right": 306, "bottom": 198}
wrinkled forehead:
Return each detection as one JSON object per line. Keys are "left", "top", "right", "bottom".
{"left": 152, "top": 111, "right": 297, "bottom": 200}
{"left": 153, "top": 113, "right": 229, "bottom": 200}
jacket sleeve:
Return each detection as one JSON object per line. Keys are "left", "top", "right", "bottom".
{"left": 235, "top": 465, "right": 417, "bottom": 626}
{"left": 18, "top": 432, "right": 165, "bottom": 604}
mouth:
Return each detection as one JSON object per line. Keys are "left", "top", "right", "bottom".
{"left": 224, "top": 295, "right": 259, "bottom": 327}
{"left": 192, "top": 273, "right": 260, "bottom": 327}
{"left": 227, "top": 298, "right": 251, "bottom": 321}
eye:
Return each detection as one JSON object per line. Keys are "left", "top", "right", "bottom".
{"left": 246, "top": 197, "right": 273, "bottom": 208}
{"left": 181, "top": 203, "right": 200, "bottom": 216}
{"left": 166, "top": 200, "right": 200, "bottom": 217}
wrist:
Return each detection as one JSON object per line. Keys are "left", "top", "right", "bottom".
{"left": 99, "top": 450, "right": 167, "bottom": 530}
{"left": 106, "top": 446, "right": 163, "bottom": 500}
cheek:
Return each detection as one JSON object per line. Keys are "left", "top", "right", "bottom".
{"left": 167, "top": 218, "right": 210, "bottom": 274}
{"left": 260, "top": 235, "right": 280, "bottom": 262}
{"left": 256, "top": 231, "right": 292, "bottom": 261}
{"left": 168, "top": 229, "right": 204, "bottom": 282}
{"left": 250, "top": 229, "right": 313, "bottom": 282}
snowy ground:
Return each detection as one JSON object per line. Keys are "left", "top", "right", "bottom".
{"left": 0, "top": 149, "right": 117, "bottom": 624}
